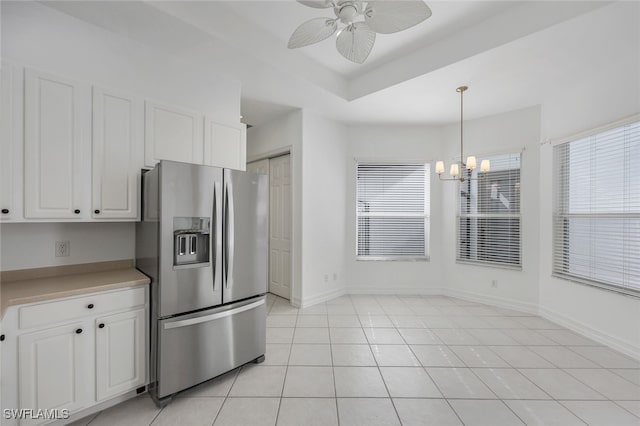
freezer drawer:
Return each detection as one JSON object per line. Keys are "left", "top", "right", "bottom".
{"left": 156, "top": 297, "right": 266, "bottom": 398}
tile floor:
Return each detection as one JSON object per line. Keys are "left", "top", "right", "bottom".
{"left": 72, "top": 293, "right": 640, "bottom": 426}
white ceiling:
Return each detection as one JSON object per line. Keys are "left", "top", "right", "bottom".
{"left": 223, "top": 1, "right": 517, "bottom": 78}
{"left": 42, "top": 1, "right": 638, "bottom": 127}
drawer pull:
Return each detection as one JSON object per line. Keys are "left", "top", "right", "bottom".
{"left": 0, "top": 334, "right": 5, "bottom": 341}
{"left": 98, "top": 323, "right": 105, "bottom": 329}
{"left": 1, "top": 209, "right": 8, "bottom": 214}
{"left": 87, "top": 304, "right": 94, "bottom": 309}
{"left": 74, "top": 209, "right": 81, "bottom": 214}
{"left": 75, "top": 328, "right": 83, "bottom": 334}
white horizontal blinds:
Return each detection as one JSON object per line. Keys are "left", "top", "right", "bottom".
{"left": 356, "top": 163, "right": 429, "bottom": 258}
{"left": 457, "top": 153, "right": 521, "bottom": 267}
{"left": 553, "top": 120, "right": 640, "bottom": 293}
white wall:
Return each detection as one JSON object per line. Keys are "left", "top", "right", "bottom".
{"left": 536, "top": 1, "right": 640, "bottom": 358}
{"left": 247, "top": 110, "right": 304, "bottom": 304}
{"left": 441, "top": 106, "right": 541, "bottom": 311}
{"left": 345, "top": 125, "right": 445, "bottom": 294}
{"left": 0, "top": 223, "right": 134, "bottom": 270}
{"left": 301, "top": 112, "right": 348, "bottom": 304}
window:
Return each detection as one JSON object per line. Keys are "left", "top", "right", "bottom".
{"left": 356, "top": 162, "right": 429, "bottom": 259}
{"left": 553, "top": 120, "right": 640, "bottom": 294}
{"left": 457, "top": 153, "right": 521, "bottom": 268}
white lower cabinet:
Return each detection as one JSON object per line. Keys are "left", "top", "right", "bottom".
{"left": 18, "top": 323, "right": 92, "bottom": 425}
{"left": 95, "top": 309, "right": 146, "bottom": 401}
{"left": 1, "top": 286, "right": 148, "bottom": 425}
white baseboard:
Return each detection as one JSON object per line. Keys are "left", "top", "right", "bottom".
{"left": 538, "top": 305, "right": 640, "bottom": 361}
{"left": 294, "top": 287, "right": 347, "bottom": 308}
{"left": 347, "top": 286, "right": 445, "bottom": 296}
{"left": 445, "top": 288, "right": 640, "bottom": 361}
{"left": 445, "top": 288, "right": 539, "bottom": 315}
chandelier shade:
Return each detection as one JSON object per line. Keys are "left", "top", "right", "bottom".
{"left": 435, "top": 86, "right": 490, "bottom": 182}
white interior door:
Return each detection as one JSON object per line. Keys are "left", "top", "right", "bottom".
{"left": 268, "top": 155, "right": 291, "bottom": 300}
{"left": 246, "top": 158, "right": 269, "bottom": 176}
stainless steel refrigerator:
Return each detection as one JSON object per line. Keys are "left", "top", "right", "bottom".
{"left": 136, "top": 160, "right": 268, "bottom": 405}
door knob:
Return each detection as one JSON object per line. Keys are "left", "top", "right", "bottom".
{"left": 75, "top": 328, "right": 83, "bottom": 334}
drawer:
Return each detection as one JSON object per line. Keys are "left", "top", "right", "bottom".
{"left": 19, "top": 286, "right": 146, "bottom": 330}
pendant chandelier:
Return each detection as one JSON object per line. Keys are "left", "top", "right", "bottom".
{"left": 435, "top": 86, "right": 490, "bottom": 181}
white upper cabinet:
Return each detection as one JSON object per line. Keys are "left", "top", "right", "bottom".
{"left": 204, "top": 120, "right": 247, "bottom": 170}
{"left": 24, "top": 68, "right": 90, "bottom": 219}
{"left": 0, "top": 62, "right": 23, "bottom": 221}
{"left": 92, "top": 87, "right": 142, "bottom": 220}
{"left": 144, "top": 100, "right": 203, "bottom": 168}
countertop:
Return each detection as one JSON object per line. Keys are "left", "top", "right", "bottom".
{"left": 1, "top": 260, "right": 150, "bottom": 317}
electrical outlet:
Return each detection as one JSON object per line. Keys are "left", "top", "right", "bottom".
{"left": 323, "top": 274, "right": 329, "bottom": 283}
{"left": 55, "top": 241, "right": 70, "bottom": 257}
{"left": 333, "top": 273, "right": 338, "bottom": 281}
{"left": 491, "top": 279, "right": 498, "bottom": 288}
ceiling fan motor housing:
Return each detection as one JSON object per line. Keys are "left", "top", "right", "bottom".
{"left": 335, "top": 1, "right": 361, "bottom": 24}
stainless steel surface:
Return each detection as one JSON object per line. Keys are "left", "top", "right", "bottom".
{"left": 163, "top": 299, "right": 264, "bottom": 329}
{"left": 159, "top": 161, "right": 222, "bottom": 317}
{"left": 157, "top": 296, "right": 266, "bottom": 398}
{"left": 137, "top": 161, "right": 268, "bottom": 406}
{"left": 213, "top": 181, "right": 222, "bottom": 296}
{"left": 223, "top": 169, "right": 268, "bottom": 304}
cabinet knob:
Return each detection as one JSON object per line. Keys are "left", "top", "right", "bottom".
{"left": 0, "top": 334, "right": 5, "bottom": 341}
{"left": 1, "top": 209, "right": 8, "bottom": 214}
{"left": 94, "top": 209, "right": 100, "bottom": 214}
{"left": 87, "top": 303, "right": 94, "bottom": 309}
{"left": 75, "top": 328, "right": 83, "bottom": 334}
{"left": 98, "top": 323, "right": 105, "bottom": 329}
{"left": 74, "top": 209, "right": 81, "bottom": 214}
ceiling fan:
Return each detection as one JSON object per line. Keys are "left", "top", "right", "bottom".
{"left": 288, "top": 0, "right": 432, "bottom": 64}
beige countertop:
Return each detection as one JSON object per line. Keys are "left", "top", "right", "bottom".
{"left": 1, "top": 260, "right": 150, "bottom": 317}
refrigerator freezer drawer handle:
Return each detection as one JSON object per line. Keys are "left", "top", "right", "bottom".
{"left": 163, "top": 299, "right": 265, "bottom": 330}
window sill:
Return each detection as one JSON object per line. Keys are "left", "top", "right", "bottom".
{"left": 357, "top": 256, "right": 430, "bottom": 262}
{"left": 455, "top": 259, "right": 522, "bottom": 271}
{"left": 551, "top": 272, "right": 640, "bottom": 299}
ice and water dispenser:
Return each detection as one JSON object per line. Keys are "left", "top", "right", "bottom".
{"left": 173, "top": 217, "right": 211, "bottom": 266}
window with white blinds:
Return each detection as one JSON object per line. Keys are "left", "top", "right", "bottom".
{"left": 457, "top": 153, "right": 521, "bottom": 268}
{"left": 553, "top": 120, "right": 640, "bottom": 294}
{"left": 356, "top": 163, "right": 429, "bottom": 259}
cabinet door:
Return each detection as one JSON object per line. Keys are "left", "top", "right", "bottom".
{"left": 0, "top": 62, "right": 23, "bottom": 221}
{"left": 95, "top": 309, "right": 146, "bottom": 401}
{"left": 204, "top": 120, "right": 246, "bottom": 170}
{"left": 18, "top": 323, "right": 92, "bottom": 423}
{"left": 144, "top": 100, "right": 202, "bottom": 167}
{"left": 92, "top": 87, "right": 142, "bottom": 220}
{"left": 24, "top": 68, "right": 90, "bottom": 219}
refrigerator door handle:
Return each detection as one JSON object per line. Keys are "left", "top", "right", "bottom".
{"left": 163, "top": 299, "right": 265, "bottom": 330}
{"left": 224, "top": 178, "right": 235, "bottom": 290}
{"left": 213, "top": 181, "right": 222, "bottom": 292}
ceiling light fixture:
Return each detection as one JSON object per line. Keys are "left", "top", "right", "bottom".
{"left": 435, "top": 86, "right": 490, "bottom": 181}
{"left": 288, "top": 0, "right": 432, "bottom": 64}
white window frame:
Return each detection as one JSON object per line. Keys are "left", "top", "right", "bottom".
{"left": 456, "top": 152, "right": 522, "bottom": 270}
{"left": 355, "top": 161, "right": 430, "bottom": 261}
{"left": 552, "top": 115, "right": 640, "bottom": 297}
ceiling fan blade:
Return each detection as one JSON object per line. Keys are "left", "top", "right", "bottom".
{"left": 288, "top": 17, "right": 338, "bottom": 49}
{"left": 365, "top": 1, "right": 432, "bottom": 34}
{"left": 297, "top": 0, "right": 334, "bottom": 9}
{"left": 336, "top": 22, "right": 376, "bottom": 64}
